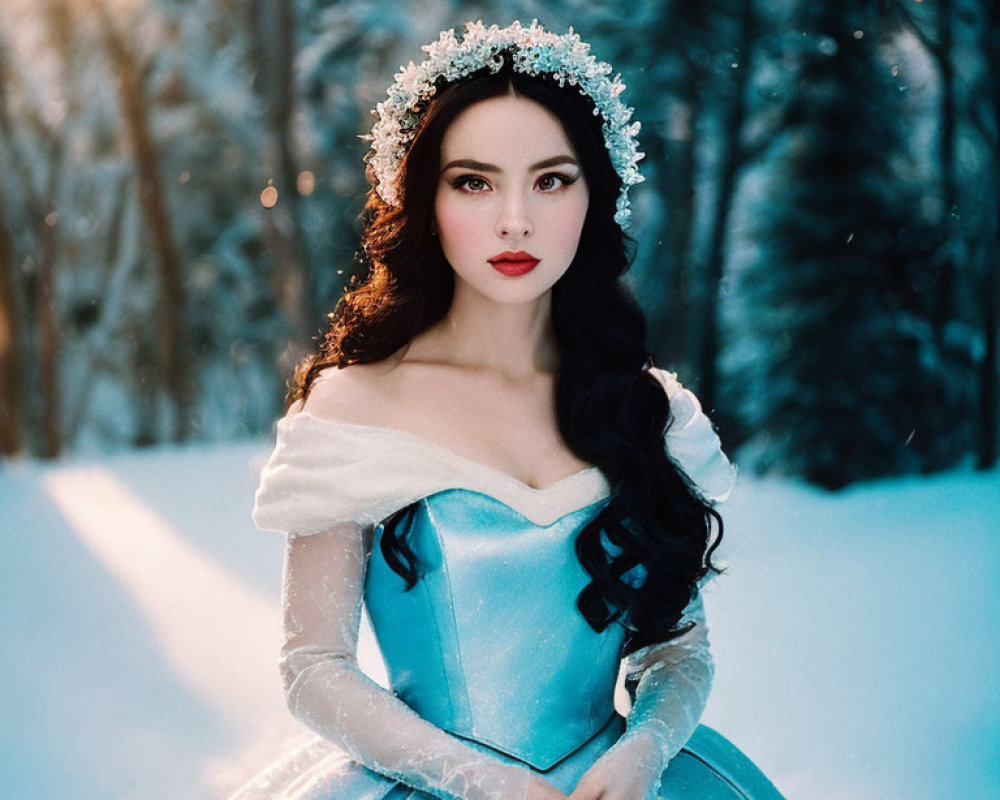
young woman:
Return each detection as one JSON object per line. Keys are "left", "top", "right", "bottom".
{"left": 235, "top": 20, "right": 785, "bottom": 800}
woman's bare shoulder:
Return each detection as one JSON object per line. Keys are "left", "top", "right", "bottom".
{"left": 296, "top": 359, "right": 402, "bottom": 424}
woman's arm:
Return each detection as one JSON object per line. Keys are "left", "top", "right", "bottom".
{"left": 565, "top": 367, "right": 730, "bottom": 798}
{"left": 281, "top": 523, "right": 537, "bottom": 800}
{"left": 620, "top": 592, "right": 714, "bottom": 782}
{"left": 568, "top": 593, "right": 713, "bottom": 800}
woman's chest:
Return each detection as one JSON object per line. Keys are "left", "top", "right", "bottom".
{"left": 377, "top": 366, "right": 594, "bottom": 490}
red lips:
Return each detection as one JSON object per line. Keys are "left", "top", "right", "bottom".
{"left": 487, "top": 250, "right": 540, "bottom": 277}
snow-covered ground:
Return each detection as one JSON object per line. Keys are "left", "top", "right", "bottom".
{"left": 1, "top": 441, "right": 997, "bottom": 800}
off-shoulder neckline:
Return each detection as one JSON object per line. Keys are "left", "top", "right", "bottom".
{"left": 289, "top": 410, "right": 606, "bottom": 495}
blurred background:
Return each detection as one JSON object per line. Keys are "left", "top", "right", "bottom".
{"left": 1, "top": 0, "right": 997, "bottom": 484}
{"left": 1, "top": 1, "right": 998, "bottom": 799}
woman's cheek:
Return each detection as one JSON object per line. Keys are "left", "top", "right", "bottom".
{"left": 436, "top": 199, "right": 487, "bottom": 261}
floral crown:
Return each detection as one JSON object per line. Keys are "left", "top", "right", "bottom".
{"left": 364, "top": 19, "right": 645, "bottom": 229}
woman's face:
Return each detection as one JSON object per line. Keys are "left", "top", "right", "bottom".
{"left": 434, "top": 93, "right": 590, "bottom": 305}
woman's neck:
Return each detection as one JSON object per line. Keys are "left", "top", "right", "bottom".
{"left": 409, "top": 286, "right": 558, "bottom": 380}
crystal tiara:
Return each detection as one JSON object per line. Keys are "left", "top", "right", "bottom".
{"left": 364, "top": 19, "right": 645, "bottom": 229}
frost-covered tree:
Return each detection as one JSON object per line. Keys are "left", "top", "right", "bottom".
{"left": 80, "top": 0, "right": 287, "bottom": 446}
{"left": 0, "top": 0, "right": 77, "bottom": 458}
{"left": 576, "top": 0, "right": 782, "bottom": 425}
{"left": 575, "top": 0, "right": 738, "bottom": 378}
{"left": 737, "top": 3, "right": 971, "bottom": 488}
{"left": 0, "top": 0, "right": 288, "bottom": 454}
{"left": 0, "top": 59, "right": 24, "bottom": 456}
{"left": 981, "top": 0, "right": 1000, "bottom": 468}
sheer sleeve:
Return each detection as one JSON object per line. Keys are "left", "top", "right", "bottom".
{"left": 591, "top": 367, "right": 731, "bottom": 798}
{"left": 609, "top": 592, "right": 714, "bottom": 798}
{"left": 280, "top": 523, "right": 532, "bottom": 800}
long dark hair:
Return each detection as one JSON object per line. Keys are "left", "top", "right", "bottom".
{"left": 289, "top": 57, "right": 725, "bottom": 654}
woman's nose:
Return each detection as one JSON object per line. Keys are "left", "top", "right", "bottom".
{"left": 496, "top": 192, "right": 533, "bottom": 239}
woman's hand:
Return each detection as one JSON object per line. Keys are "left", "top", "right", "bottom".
{"left": 527, "top": 773, "right": 569, "bottom": 800}
{"left": 566, "top": 731, "right": 663, "bottom": 800}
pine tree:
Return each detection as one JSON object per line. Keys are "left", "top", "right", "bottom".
{"left": 740, "top": 4, "right": 969, "bottom": 488}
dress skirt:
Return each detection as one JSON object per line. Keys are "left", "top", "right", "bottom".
{"left": 229, "top": 717, "right": 785, "bottom": 800}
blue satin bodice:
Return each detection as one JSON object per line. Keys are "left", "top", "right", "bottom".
{"left": 242, "top": 376, "right": 787, "bottom": 800}
{"left": 364, "top": 488, "right": 625, "bottom": 771}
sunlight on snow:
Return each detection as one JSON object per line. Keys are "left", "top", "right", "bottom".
{"left": 42, "top": 466, "right": 309, "bottom": 792}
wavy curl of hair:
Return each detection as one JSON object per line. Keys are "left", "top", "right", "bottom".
{"left": 288, "top": 59, "right": 724, "bottom": 655}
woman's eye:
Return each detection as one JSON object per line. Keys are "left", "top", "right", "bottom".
{"left": 455, "top": 176, "right": 489, "bottom": 193}
{"left": 537, "top": 172, "right": 575, "bottom": 191}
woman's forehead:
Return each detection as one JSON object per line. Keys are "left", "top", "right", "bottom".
{"left": 439, "top": 95, "right": 576, "bottom": 167}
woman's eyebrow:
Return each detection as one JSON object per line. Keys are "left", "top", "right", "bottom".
{"left": 440, "top": 155, "right": 580, "bottom": 173}
{"left": 531, "top": 155, "right": 579, "bottom": 171}
{"left": 440, "top": 158, "right": 498, "bottom": 173}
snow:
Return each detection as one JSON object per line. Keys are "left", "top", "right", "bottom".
{"left": 1, "top": 442, "right": 997, "bottom": 799}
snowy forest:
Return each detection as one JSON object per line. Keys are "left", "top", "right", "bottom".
{"left": 1, "top": 0, "right": 998, "bottom": 491}
{"left": 2, "top": 4, "right": 999, "bottom": 799}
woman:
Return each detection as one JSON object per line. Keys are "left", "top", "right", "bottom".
{"left": 237, "top": 20, "right": 785, "bottom": 800}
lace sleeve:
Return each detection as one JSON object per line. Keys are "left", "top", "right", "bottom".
{"left": 599, "top": 592, "right": 713, "bottom": 799}
{"left": 625, "top": 593, "right": 713, "bottom": 763}
{"left": 593, "top": 369, "right": 725, "bottom": 797}
{"left": 280, "top": 523, "right": 531, "bottom": 800}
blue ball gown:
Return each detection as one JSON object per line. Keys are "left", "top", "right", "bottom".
{"left": 231, "top": 368, "right": 785, "bottom": 800}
